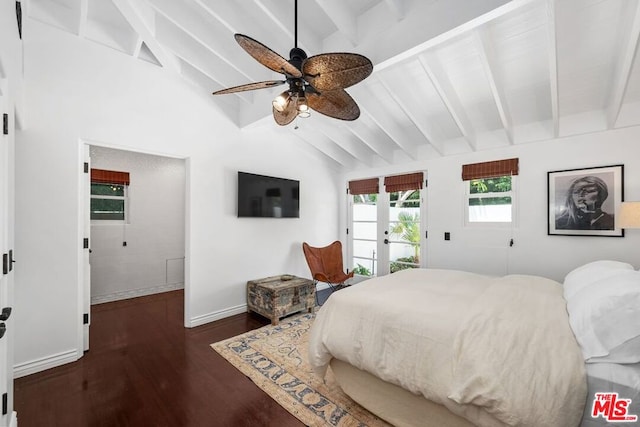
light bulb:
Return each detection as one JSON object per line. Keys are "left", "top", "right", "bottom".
{"left": 272, "top": 91, "right": 290, "bottom": 112}
{"left": 296, "top": 96, "right": 310, "bottom": 118}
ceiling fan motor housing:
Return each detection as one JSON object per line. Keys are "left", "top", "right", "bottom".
{"left": 288, "top": 47, "right": 307, "bottom": 72}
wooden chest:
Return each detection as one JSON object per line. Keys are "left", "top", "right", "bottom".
{"left": 247, "top": 275, "right": 315, "bottom": 325}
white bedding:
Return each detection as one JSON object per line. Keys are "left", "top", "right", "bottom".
{"left": 308, "top": 268, "right": 587, "bottom": 427}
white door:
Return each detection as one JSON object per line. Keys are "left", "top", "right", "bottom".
{"left": 383, "top": 188, "right": 424, "bottom": 275}
{"left": 348, "top": 175, "right": 427, "bottom": 278}
{"left": 0, "top": 95, "right": 16, "bottom": 426}
{"left": 82, "top": 144, "right": 91, "bottom": 352}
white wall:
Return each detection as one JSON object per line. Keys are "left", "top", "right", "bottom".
{"left": 344, "top": 127, "right": 640, "bottom": 283}
{"left": 89, "top": 146, "right": 185, "bottom": 304}
{"left": 13, "top": 20, "right": 341, "bottom": 375}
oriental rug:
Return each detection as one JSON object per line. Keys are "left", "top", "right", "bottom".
{"left": 210, "top": 312, "right": 390, "bottom": 427}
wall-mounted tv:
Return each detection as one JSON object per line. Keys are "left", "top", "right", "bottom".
{"left": 237, "top": 172, "right": 300, "bottom": 218}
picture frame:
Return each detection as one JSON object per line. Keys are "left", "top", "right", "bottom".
{"left": 548, "top": 164, "right": 624, "bottom": 237}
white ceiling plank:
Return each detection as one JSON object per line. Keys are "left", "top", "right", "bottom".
{"left": 193, "top": 0, "right": 298, "bottom": 55}
{"left": 132, "top": 35, "right": 143, "bottom": 59}
{"left": 606, "top": 0, "right": 640, "bottom": 129}
{"left": 313, "top": 120, "right": 375, "bottom": 167}
{"left": 155, "top": 18, "right": 255, "bottom": 105}
{"left": 315, "top": 0, "right": 358, "bottom": 45}
{"left": 290, "top": 126, "right": 360, "bottom": 168}
{"left": 364, "top": 0, "right": 516, "bottom": 72}
{"left": 383, "top": 0, "right": 404, "bottom": 21}
{"left": 419, "top": 54, "right": 477, "bottom": 151}
{"left": 149, "top": 0, "right": 268, "bottom": 84}
{"left": 347, "top": 119, "right": 394, "bottom": 163}
{"left": 77, "top": 0, "right": 88, "bottom": 37}
{"left": 251, "top": 0, "right": 320, "bottom": 54}
{"left": 350, "top": 87, "right": 420, "bottom": 160}
{"left": 111, "top": 0, "right": 180, "bottom": 74}
{"left": 546, "top": 0, "right": 559, "bottom": 138}
{"left": 475, "top": 28, "right": 514, "bottom": 144}
{"left": 375, "top": 76, "right": 444, "bottom": 156}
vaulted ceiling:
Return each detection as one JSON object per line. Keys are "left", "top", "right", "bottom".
{"left": 26, "top": 0, "right": 640, "bottom": 170}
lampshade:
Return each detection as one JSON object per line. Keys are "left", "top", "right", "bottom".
{"left": 272, "top": 91, "right": 290, "bottom": 112}
{"left": 296, "top": 94, "right": 311, "bottom": 118}
{"left": 618, "top": 201, "right": 640, "bottom": 229}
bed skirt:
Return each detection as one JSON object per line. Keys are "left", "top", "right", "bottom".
{"left": 330, "top": 358, "right": 474, "bottom": 427}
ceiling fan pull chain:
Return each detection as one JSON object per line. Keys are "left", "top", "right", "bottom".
{"left": 294, "top": 0, "right": 298, "bottom": 48}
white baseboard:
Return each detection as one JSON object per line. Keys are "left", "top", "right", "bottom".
{"left": 9, "top": 411, "right": 17, "bottom": 427}
{"left": 188, "top": 282, "right": 333, "bottom": 328}
{"left": 91, "top": 282, "right": 184, "bottom": 305}
{"left": 188, "top": 304, "right": 247, "bottom": 328}
{"left": 13, "top": 349, "right": 79, "bottom": 378}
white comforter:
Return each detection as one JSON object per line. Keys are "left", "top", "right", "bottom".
{"left": 308, "top": 268, "right": 587, "bottom": 427}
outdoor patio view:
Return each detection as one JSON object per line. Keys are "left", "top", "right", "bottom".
{"left": 352, "top": 190, "right": 420, "bottom": 277}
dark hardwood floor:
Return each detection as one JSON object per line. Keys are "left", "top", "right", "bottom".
{"left": 14, "top": 288, "right": 331, "bottom": 427}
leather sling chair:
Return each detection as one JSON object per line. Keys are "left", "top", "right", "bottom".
{"left": 302, "top": 241, "right": 354, "bottom": 300}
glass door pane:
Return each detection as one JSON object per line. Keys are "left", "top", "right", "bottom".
{"left": 352, "top": 193, "right": 377, "bottom": 277}
{"left": 388, "top": 190, "right": 420, "bottom": 273}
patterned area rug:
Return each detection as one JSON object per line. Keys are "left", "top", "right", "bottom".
{"left": 211, "top": 313, "right": 391, "bottom": 427}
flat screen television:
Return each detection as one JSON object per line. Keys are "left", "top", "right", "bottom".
{"left": 237, "top": 172, "right": 300, "bottom": 218}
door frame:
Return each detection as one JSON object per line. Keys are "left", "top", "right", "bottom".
{"left": 77, "top": 140, "right": 191, "bottom": 355}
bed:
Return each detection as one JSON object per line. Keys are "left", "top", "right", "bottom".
{"left": 308, "top": 263, "right": 640, "bottom": 427}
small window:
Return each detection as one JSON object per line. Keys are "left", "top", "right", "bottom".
{"left": 466, "top": 175, "right": 514, "bottom": 224}
{"left": 91, "top": 183, "right": 127, "bottom": 221}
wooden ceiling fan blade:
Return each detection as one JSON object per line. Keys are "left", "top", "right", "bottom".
{"left": 235, "top": 34, "right": 302, "bottom": 78}
{"left": 212, "top": 80, "right": 285, "bottom": 95}
{"left": 273, "top": 101, "right": 298, "bottom": 126}
{"left": 307, "top": 89, "right": 360, "bottom": 121}
{"left": 303, "top": 53, "right": 373, "bottom": 91}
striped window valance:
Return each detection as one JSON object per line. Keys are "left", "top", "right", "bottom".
{"left": 348, "top": 178, "right": 379, "bottom": 195}
{"left": 384, "top": 172, "right": 424, "bottom": 193}
{"left": 91, "top": 168, "right": 130, "bottom": 185}
{"left": 462, "top": 158, "right": 519, "bottom": 181}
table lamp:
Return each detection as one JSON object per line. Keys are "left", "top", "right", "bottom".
{"left": 618, "top": 202, "right": 640, "bottom": 229}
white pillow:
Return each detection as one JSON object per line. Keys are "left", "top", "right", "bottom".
{"left": 566, "top": 269, "right": 640, "bottom": 363}
{"left": 563, "top": 260, "right": 634, "bottom": 301}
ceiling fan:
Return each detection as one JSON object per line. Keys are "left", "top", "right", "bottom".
{"left": 211, "top": 0, "right": 373, "bottom": 126}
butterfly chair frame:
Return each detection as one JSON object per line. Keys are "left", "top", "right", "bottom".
{"left": 302, "top": 241, "right": 354, "bottom": 299}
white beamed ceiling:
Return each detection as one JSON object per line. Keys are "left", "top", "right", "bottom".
{"left": 26, "top": 0, "right": 640, "bottom": 169}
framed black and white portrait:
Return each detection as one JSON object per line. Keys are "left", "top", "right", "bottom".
{"left": 548, "top": 165, "right": 624, "bottom": 237}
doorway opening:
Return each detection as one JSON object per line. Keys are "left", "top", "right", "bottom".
{"left": 81, "top": 143, "right": 188, "bottom": 352}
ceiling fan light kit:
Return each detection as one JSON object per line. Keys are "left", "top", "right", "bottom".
{"left": 212, "top": 0, "right": 373, "bottom": 126}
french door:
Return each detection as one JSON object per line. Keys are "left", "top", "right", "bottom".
{"left": 348, "top": 173, "right": 426, "bottom": 279}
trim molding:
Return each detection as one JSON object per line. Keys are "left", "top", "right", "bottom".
{"left": 9, "top": 412, "right": 17, "bottom": 427}
{"left": 188, "top": 304, "right": 247, "bottom": 328}
{"left": 13, "top": 349, "right": 79, "bottom": 378}
{"left": 91, "top": 282, "right": 184, "bottom": 305}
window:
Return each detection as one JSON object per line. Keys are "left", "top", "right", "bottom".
{"left": 91, "top": 183, "right": 127, "bottom": 220}
{"left": 466, "top": 176, "right": 514, "bottom": 223}
{"left": 462, "top": 158, "right": 518, "bottom": 225}
{"left": 90, "top": 169, "right": 130, "bottom": 221}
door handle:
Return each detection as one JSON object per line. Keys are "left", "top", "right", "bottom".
{"left": 384, "top": 238, "right": 389, "bottom": 244}
{"left": 0, "top": 307, "right": 11, "bottom": 321}
{"left": 0, "top": 323, "right": 5, "bottom": 340}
